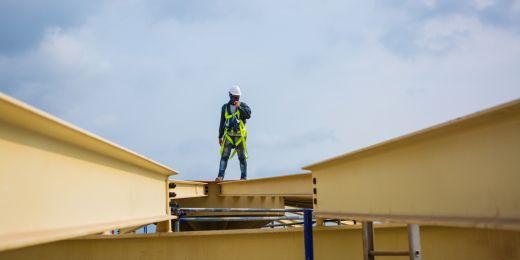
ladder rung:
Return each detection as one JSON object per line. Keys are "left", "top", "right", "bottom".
{"left": 369, "top": 250, "right": 409, "bottom": 256}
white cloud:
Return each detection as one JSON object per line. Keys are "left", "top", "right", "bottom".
{"left": 1, "top": 1, "right": 520, "bottom": 180}
{"left": 472, "top": 0, "right": 494, "bottom": 9}
{"left": 40, "top": 28, "right": 84, "bottom": 66}
{"left": 414, "top": 15, "right": 480, "bottom": 52}
{"left": 512, "top": 0, "right": 520, "bottom": 12}
{"left": 422, "top": 0, "right": 438, "bottom": 9}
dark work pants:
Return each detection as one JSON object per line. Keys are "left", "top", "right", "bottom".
{"left": 218, "top": 136, "right": 247, "bottom": 179}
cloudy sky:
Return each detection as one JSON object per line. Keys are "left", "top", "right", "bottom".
{"left": 1, "top": 0, "right": 519, "bottom": 180}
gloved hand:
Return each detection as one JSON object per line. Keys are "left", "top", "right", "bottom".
{"left": 233, "top": 101, "right": 241, "bottom": 107}
{"left": 219, "top": 138, "right": 223, "bottom": 146}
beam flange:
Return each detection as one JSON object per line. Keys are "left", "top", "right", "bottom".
{"left": 218, "top": 173, "right": 313, "bottom": 197}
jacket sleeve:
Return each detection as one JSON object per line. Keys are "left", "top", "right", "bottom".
{"left": 238, "top": 102, "right": 251, "bottom": 120}
{"left": 218, "top": 105, "right": 225, "bottom": 138}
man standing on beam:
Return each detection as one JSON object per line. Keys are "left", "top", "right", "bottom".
{"left": 215, "top": 85, "right": 252, "bottom": 182}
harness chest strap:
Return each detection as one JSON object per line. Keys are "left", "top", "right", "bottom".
{"left": 220, "top": 108, "right": 248, "bottom": 158}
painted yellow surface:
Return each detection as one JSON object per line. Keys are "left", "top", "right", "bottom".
{"left": 0, "top": 93, "right": 176, "bottom": 251}
{"left": 2, "top": 226, "right": 519, "bottom": 259}
{"left": 170, "top": 180, "right": 208, "bottom": 199}
{"left": 0, "top": 92, "right": 176, "bottom": 176}
{"left": 219, "top": 173, "right": 313, "bottom": 197}
{"left": 304, "top": 99, "right": 520, "bottom": 229}
{"left": 175, "top": 182, "right": 285, "bottom": 217}
{"left": 2, "top": 92, "right": 519, "bottom": 258}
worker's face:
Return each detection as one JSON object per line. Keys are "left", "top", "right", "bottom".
{"left": 230, "top": 94, "right": 240, "bottom": 102}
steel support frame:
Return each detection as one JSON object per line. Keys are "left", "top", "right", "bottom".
{"left": 170, "top": 182, "right": 286, "bottom": 217}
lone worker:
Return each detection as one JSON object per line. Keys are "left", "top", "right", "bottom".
{"left": 215, "top": 86, "right": 251, "bottom": 182}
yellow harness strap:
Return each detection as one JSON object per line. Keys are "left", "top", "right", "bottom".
{"left": 219, "top": 108, "right": 248, "bottom": 159}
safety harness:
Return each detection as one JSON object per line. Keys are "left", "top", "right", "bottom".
{"left": 220, "top": 106, "right": 248, "bottom": 159}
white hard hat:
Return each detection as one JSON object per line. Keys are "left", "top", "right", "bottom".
{"left": 229, "top": 85, "right": 241, "bottom": 96}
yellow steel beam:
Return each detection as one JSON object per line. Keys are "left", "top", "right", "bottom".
{"left": 169, "top": 180, "right": 208, "bottom": 199}
{"left": 0, "top": 93, "right": 177, "bottom": 251}
{"left": 218, "top": 173, "right": 313, "bottom": 197}
{"left": 171, "top": 182, "right": 287, "bottom": 230}
{"left": 0, "top": 92, "right": 176, "bottom": 176}
{"left": 304, "top": 99, "right": 520, "bottom": 230}
{"left": 2, "top": 226, "right": 519, "bottom": 259}
{"left": 174, "top": 182, "right": 285, "bottom": 217}
{"left": 0, "top": 215, "right": 176, "bottom": 253}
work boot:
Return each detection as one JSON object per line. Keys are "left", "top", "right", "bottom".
{"left": 240, "top": 177, "right": 247, "bottom": 181}
{"left": 215, "top": 176, "right": 224, "bottom": 182}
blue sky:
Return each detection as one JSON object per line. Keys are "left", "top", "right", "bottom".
{"left": 1, "top": 0, "right": 520, "bottom": 180}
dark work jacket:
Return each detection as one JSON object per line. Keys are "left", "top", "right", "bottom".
{"left": 218, "top": 101, "right": 251, "bottom": 138}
